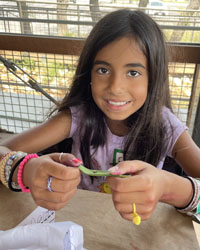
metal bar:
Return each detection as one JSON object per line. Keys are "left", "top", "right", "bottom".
{"left": 0, "top": 115, "right": 41, "bottom": 124}
{"left": 0, "top": 55, "right": 58, "bottom": 105}
{"left": 0, "top": 81, "right": 69, "bottom": 90}
{"left": 1, "top": 16, "right": 200, "bottom": 30}
{"left": 0, "top": 17, "right": 96, "bottom": 26}
{"left": 186, "top": 64, "right": 200, "bottom": 129}
{"left": 192, "top": 97, "right": 200, "bottom": 147}
{"left": 1, "top": 34, "right": 200, "bottom": 63}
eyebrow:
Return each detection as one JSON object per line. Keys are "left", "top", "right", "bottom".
{"left": 93, "top": 60, "right": 146, "bottom": 69}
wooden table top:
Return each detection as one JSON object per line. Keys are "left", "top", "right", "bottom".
{"left": 0, "top": 183, "right": 199, "bottom": 250}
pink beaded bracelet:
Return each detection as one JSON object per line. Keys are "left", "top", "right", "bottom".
{"left": 17, "top": 153, "right": 39, "bottom": 193}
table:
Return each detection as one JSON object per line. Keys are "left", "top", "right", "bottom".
{"left": 0, "top": 183, "right": 199, "bottom": 250}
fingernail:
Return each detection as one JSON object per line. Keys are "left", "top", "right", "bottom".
{"left": 108, "top": 165, "right": 121, "bottom": 174}
{"left": 110, "top": 171, "right": 122, "bottom": 175}
{"left": 72, "top": 158, "right": 82, "bottom": 164}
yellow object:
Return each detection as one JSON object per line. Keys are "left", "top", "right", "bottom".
{"left": 102, "top": 182, "right": 112, "bottom": 194}
{"left": 98, "top": 182, "right": 112, "bottom": 194}
{"left": 132, "top": 203, "right": 141, "bottom": 225}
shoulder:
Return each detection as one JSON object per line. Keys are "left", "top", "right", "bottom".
{"left": 69, "top": 105, "right": 84, "bottom": 136}
{"left": 161, "top": 106, "right": 188, "bottom": 157}
{"left": 161, "top": 106, "right": 187, "bottom": 132}
{"left": 70, "top": 105, "right": 84, "bottom": 123}
{"left": 161, "top": 106, "right": 178, "bottom": 121}
{"left": 70, "top": 105, "right": 83, "bottom": 116}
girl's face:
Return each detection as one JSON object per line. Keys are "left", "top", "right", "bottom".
{"left": 91, "top": 37, "right": 148, "bottom": 133}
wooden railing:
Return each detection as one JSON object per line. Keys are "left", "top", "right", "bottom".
{"left": 0, "top": 34, "right": 200, "bottom": 145}
{"left": 0, "top": 34, "right": 200, "bottom": 63}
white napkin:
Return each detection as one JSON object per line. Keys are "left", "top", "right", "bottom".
{"left": 0, "top": 221, "right": 85, "bottom": 250}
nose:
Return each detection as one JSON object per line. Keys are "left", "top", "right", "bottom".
{"left": 108, "top": 73, "right": 124, "bottom": 95}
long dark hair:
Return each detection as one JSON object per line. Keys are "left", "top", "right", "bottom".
{"left": 58, "top": 9, "right": 171, "bottom": 168}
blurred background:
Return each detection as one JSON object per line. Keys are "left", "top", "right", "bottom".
{"left": 0, "top": 0, "right": 199, "bottom": 146}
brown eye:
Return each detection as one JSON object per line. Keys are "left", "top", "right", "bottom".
{"left": 97, "top": 67, "right": 109, "bottom": 74}
{"left": 128, "top": 70, "right": 140, "bottom": 77}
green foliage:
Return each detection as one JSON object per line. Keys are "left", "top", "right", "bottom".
{"left": 8, "top": 55, "right": 76, "bottom": 87}
{"left": 163, "top": 29, "right": 200, "bottom": 43}
{"left": 182, "top": 30, "right": 200, "bottom": 43}
{"left": 40, "top": 61, "right": 76, "bottom": 85}
{"left": 47, "top": 62, "right": 62, "bottom": 77}
{"left": 14, "top": 57, "right": 36, "bottom": 69}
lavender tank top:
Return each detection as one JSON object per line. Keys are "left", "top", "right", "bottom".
{"left": 69, "top": 106, "right": 187, "bottom": 192}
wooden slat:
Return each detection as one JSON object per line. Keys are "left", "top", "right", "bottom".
{"left": 0, "top": 34, "right": 84, "bottom": 56}
{"left": 0, "top": 34, "right": 200, "bottom": 63}
{"left": 168, "top": 44, "right": 200, "bottom": 64}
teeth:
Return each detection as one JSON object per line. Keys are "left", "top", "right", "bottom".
{"left": 108, "top": 101, "right": 127, "bottom": 106}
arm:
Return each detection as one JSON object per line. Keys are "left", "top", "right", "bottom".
{"left": 107, "top": 130, "right": 200, "bottom": 222}
{"left": 172, "top": 130, "right": 200, "bottom": 177}
{"left": 0, "top": 109, "right": 72, "bottom": 154}
{"left": 0, "top": 109, "right": 82, "bottom": 210}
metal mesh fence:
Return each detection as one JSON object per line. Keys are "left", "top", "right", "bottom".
{"left": 169, "top": 62, "right": 195, "bottom": 124}
{"left": 0, "top": 0, "right": 200, "bottom": 42}
{"left": 0, "top": 50, "right": 79, "bottom": 133}
{"left": 0, "top": 1, "right": 200, "bottom": 134}
{"left": 0, "top": 49, "right": 197, "bottom": 133}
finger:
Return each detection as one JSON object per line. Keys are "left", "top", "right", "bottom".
{"left": 111, "top": 189, "right": 151, "bottom": 203}
{"left": 33, "top": 189, "right": 77, "bottom": 211}
{"left": 49, "top": 165, "right": 81, "bottom": 181}
{"left": 32, "top": 167, "right": 80, "bottom": 190}
{"left": 108, "top": 160, "right": 150, "bottom": 175}
{"left": 107, "top": 174, "right": 153, "bottom": 193}
{"left": 48, "top": 175, "right": 81, "bottom": 193}
{"left": 119, "top": 210, "right": 152, "bottom": 222}
{"left": 35, "top": 200, "right": 67, "bottom": 211}
{"left": 114, "top": 201, "right": 155, "bottom": 216}
{"left": 50, "top": 153, "right": 82, "bottom": 166}
{"left": 32, "top": 187, "right": 77, "bottom": 206}
{"left": 39, "top": 157, "right": 81, "bottom": 181}
{"left": 114, "top": 202, "right": 133, "bottom": 213}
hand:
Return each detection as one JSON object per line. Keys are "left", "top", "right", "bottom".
{"left": 22, "top": 153, "right": 81, "bottom": 210}
{"left": 107, "top": 160, "right": 167, "bottom": 222}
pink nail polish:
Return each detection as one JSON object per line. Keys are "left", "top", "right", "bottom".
{"left": 110, "top": 171, "right": 122, "bottom": 175}
{"left": 72, "top": 158, "right": 82, "bottom": 164}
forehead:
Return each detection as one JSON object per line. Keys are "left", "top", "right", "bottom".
{"left": 94, "top": 37, "right": 147, "bottom": 67}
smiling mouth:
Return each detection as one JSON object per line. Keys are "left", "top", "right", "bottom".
{"left": 107, "top": 100, "right": 130, "bottom": 106}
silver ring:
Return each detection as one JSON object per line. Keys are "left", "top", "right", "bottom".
{"left": 47, "top": 176, "right": 53, "bottom": 192}
{"left": 59, "top": 152, "right": 64, "bottom": 163}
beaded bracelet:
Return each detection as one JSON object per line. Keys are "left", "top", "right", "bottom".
{"left": 0, "top": 152, "right": 17, "bottom": 187}
{"left": 189, "top": 178, "right": 200, "bottom": 214}
{"left": 17, "top": 154, "right": 39, "bottom": 193}
{"left": 175, "top": 177, "right": 197, "bottom": 212}
{"left": 0, "top": 152, "right": 27, "bottom": 188}
{"left": 8, "top": 155, "right": 27, "bottom": 192}
{"left": 5, "top": 152, "right": 27, "bottom": 183}
{"left": 0, "top": 152, "right": 9, "bottom": 162}
{"left": 187, "top": 179, "right": 200, "bottom": 223}
{"left": 0, "top": 152, "right": 10, "bottom": 186}
{"left": 176, "top": 177, "right": 200, "bottom": 222}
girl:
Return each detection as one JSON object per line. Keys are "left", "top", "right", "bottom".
{"left": 1, "top": 9, "right": 200, "bottom": 222}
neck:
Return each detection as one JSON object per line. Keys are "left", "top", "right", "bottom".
{"left": 105, "top": 118, "right": 129, "bottom": 136}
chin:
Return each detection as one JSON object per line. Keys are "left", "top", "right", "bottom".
{"left": 105, "top": 113, "right": 130, "bottom": 121}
